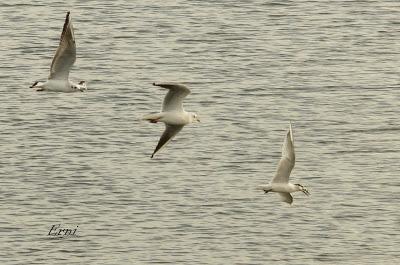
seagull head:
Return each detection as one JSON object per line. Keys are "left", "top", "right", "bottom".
{"left": 77, "top": 81, "right": 87, "bottom": 91}
{"left": 190, "top": 113, "right": 200, "bottom": 123}
{"left": 294, "top": 184, "right": 310, "bottom": 196}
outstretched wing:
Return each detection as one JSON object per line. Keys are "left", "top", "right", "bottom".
{"left": 151, "top": 125, "right": 184, "bottom": 158}
{"left": 153, "top": 82, "right": 191, "bottom": 112}
{"left": 49, "top": 11, "right": 76, "bottom": 80}
{"left": 278, "top": 192, "right": 293, "bottom": 204}
{"left": 271, "top": 123, "right": 295, "bottom": 183}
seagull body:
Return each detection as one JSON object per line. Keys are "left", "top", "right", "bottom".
{"left": 258, "top": 123, "right": 310, "bottom": 204}
{"left": 30, "top": 12, "right": 87, "bottom": 92}
{"left": 143, "top": 82, "right": 200, "bottom": 158}
{"left": 145, "top": 111, "right": 194, "bottom": 125}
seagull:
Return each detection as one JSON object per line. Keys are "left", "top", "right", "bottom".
{"left": 30, "top": 11, "right": 87, "bottom": 92}
{"left": 143, "top": 82, "right": 200, "bottom": 158}
{"left": 258, "top": 123, "right": 310, "bottom": 204}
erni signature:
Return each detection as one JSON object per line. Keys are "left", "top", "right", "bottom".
{"left": 48, "top": 224, "right": 78, "bottom": 237}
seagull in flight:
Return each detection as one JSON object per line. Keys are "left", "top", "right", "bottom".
{"left": 143, "top": 82, "right": 200, "bottom": 158}
{"left": 258, "top": 123, "right": 310, "bottom": 204}
{"left": 30, "top": 11, "right": 87, "bottom": 92}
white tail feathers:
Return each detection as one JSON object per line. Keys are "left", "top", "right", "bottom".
{"left": 143, "top": 113, "right": 163, "bottom": 123}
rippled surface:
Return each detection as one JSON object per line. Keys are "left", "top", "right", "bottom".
{"left": 1, "top": 1, "right": 399, "bottom": 264}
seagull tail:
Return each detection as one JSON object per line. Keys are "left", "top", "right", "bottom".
{"left": 30, "top": 81, "right": 39, "bottom": 88}
{"left": 143, "top": 113, "right": 163, "bottom": 123}
{"left": 256, "top": 185, "right": 271, "bottom": 192}
{"left": 30, "top": 81, "right": 45, "bottom": 90}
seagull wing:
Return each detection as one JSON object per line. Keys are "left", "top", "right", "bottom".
{"left": 271, "top": 123, "right": 295, "bottom": 183}
{"left": 153, "top": 82, "right": 191, "bottom": 112}
{"left": 151, "top": 125, "right": 184, "bottom": 158}
{"left": 278, "top": 192, "right": 293, "bottom": 204}
{"left": 49, "top": 12, "right": 76, "bottom": 80}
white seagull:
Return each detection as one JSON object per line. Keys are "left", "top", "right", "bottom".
{"left": 143, "top": 82, "right": 200, "bottom": 158}
{"left": 30, "top": 11, "right": 87, "bottom": 92}
{"left": 258, "top": 123, "right": 310, "bottom": 204}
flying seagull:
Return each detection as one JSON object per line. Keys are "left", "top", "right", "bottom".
{"left": 143, "top": 82, "right": 200, "bottom": 158}
{"left": 258, "top": 123, "right": 310, "bottom": 204}
{"left": 30, "top": 11, "right": 87, "bottom": 92}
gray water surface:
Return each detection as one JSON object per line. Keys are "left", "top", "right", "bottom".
{"left": 1, "top": 1, "right": 399, "bottom": 264}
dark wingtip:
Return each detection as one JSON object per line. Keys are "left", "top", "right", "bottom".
{"left": 30, "top": 81, "right": 39, "bottom": 88}
{"left": 151, "top": 153, "right": 154, "bottom": 158}
{"left": 65, "top": 11, "right": 70, "bottom": 21}
{"left": 59, "top": 11, "right": 71, "bottom": 44}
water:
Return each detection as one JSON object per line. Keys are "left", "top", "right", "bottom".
{"left": 1, "top": 0, "right": 399, "bottom": 264}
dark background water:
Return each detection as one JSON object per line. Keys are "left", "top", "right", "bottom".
{"left": 1, "top": 0, "right": 399, "bottom": 264}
